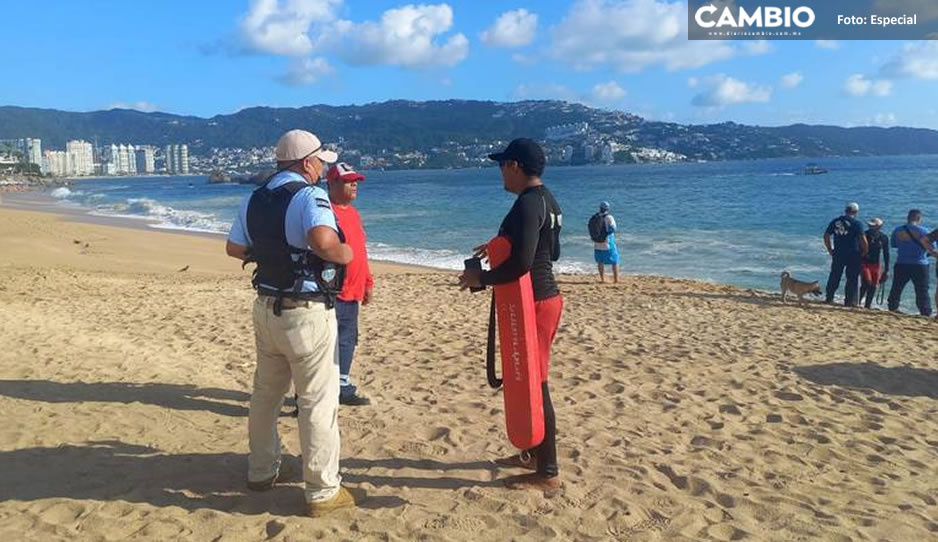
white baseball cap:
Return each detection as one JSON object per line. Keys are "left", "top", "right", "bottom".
{"left": 846, "top": 202, "right": 860, "bottom": 212}
{"left": 275, "top": 129, "right": 338, "bottom": 163}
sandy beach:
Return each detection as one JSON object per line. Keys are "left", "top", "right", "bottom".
{"left": 1, "top": 204, "right": 937, "bottom": 541}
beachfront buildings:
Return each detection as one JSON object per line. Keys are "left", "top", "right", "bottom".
{"left": 545, "top": 122, "right": 589, "bottom": 141}
{"left": 163, "top": 144, "right": 189, "bottom": 174}
{"left": 26, "top": 138, "right": 42, "bottom": 166}
{"left": 101, "top": 144, "right": 138, "bottom": 175}
{"left": 0, "top": 138, "right": 43, "bottom": 170}
{"left": 65, "top": 140, "right": 94, "bottom": 176}
{"left": 42, "top": 150, "right": 68, "bottom": 176}
{"left": 135, "top": 146, "right": 155, "bottom": 173}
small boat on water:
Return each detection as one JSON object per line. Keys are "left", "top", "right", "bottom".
{"left": 803, "top": 163, "right": 828, "bottom": 175}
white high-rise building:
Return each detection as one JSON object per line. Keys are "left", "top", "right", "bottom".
{"left": 26, "top": 138, "right": 42, "bottom": 166}
{"left": 117, "top": 144, "right": 127, "bottom": 173}
{"left": 136, "top": 146, "right": 155, "bottom": 173}
{"left": 66, "top": 140, "right": 94, "bottom": 176}
{"left": 127, "top": 144, "right": 137, "bottom": 174}
{"left": 42, "top": 150, "right": 69, "bottom": 177}
{"left": 164, "top": 145, "right": 175, "bottom": 173}
{"left": 179, "top": 144, "right": 189, "bottom": 174}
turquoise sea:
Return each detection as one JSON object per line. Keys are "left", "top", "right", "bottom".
{"left": 52, "top": 155, "right": 938, "bottom": 309}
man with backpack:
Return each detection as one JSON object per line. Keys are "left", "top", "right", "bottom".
{"left": 589, "top": 201, "right": 619, "bottom": 284}
{"left": 887, "top": 209, "right": 938, "bottom": 316}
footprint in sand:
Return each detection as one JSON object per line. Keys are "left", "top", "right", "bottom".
{"left": 400, "top": 441, "right": 448, "bottom": 456}
{"left": 603, "top": 382, "right": 626, "bottom": 395}
{"left": 719, "top": 404, "right": 742, "bottom": 415}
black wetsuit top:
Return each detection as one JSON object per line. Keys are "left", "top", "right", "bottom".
{"left": 480, "top": 185, "right": 562, "bottom": 301}
{"left": 862, "top": 229, "right": 890, "bottom": 266}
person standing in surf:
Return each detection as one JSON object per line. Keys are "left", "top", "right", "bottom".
{"left": 823, "top": 202, "right": 868, "bottom": 307}
{"left": 458, "top": 138, "right": 564, "bottom": 492}
{"left": 859, "top": 217, "right": 890, "bottom": 309}
{"left": 590, "top": 201, "right": 619, "bottom": 283}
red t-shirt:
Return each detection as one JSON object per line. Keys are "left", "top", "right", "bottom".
{"left": 333, "top": 204, "right": 373, "bottom": 302}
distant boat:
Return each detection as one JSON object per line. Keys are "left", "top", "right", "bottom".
{"left": 803, "top": 163, "right": 828, "bottom": 175}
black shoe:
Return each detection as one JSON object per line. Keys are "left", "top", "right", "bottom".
{"left": 340, "top": 393, "right": 371, "bottom": 406}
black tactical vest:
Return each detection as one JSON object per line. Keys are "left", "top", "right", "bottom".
{"left": 244, "top": 180, "right": 345, "bottom": 309}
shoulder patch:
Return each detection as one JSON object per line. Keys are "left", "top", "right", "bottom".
{"left": 315, "top": 198, "right": 332, "bottom": 210}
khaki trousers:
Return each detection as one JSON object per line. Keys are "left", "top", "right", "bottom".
{"left": 247, "top": 296, "right": 341, "bottom": 502}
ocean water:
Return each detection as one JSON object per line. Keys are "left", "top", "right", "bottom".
{"left": 54, "top": 155, "right": 938, "bottom": 309}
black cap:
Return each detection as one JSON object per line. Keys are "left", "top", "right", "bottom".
{"left": 488, "top": 138, "right": 546, "bottom": 172}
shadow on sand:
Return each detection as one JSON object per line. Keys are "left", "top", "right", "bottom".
{"left": 794, "top": 362, "right": 938, "bottom": 399}
{"left": 0, "top": 379, "right": 250, "bottom": 417}
{"left": 342, "top": 457, "right": 502, "bottom": 490}
{"left": 0, "top": 441, "right": 419, "bottom": 515}
{"left": 0, "top": 440, "right": 512, "bottom": 514}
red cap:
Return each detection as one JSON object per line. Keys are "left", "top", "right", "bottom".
{"left": 326, "top": 162, "right": 365, "bottom": 183}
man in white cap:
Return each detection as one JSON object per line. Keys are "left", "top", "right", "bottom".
{"left": 859, "top": 217, "right": 890, "bottom": 309}
{"left": 225, "top": 129, "right": 360, "bottom": 516}
{"left": 823, "top": 202, "right": 869, "bottom": 307}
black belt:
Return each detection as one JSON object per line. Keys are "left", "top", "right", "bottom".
{"left": 257, "top": 291, "right": 329, "bottom": 315}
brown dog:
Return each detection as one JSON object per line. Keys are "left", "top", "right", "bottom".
{"left": 780, "top": 271, "right": 822, "bottom": 305}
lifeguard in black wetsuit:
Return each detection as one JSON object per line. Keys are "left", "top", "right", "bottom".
{"left": 459, "top": 138, "right": 564, "bottom": 493}
{"left": 859, "top": 217, "right": 890, "bottom": 309}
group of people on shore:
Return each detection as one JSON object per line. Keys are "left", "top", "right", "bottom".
{"left": 824, "top": 202, "right": 938, "bottom": 315}
{"left": 226, "top": 131, "right": 566, "bottom": 516}
{"left": 220, "top": 127, "right": 933, "bottom": 519}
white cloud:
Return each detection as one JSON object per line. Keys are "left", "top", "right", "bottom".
{"left": 480, "top": 9, "right": 538, "bottom": 48}
{"left": 780, "top": 72, "right": 803, "bottom": 89}
{"left": 690, "top": 74, "right": 772, "bottom": 107}
{"left": 880, "top": 41, "right": 938, "bottom": 79}
{"left": 869, "top": 112, "right": 897, "bottom": 126}
{"left": 815, "top": 40, "right": 841, "bottom": 50}
{"left": 277, "top": 57, "right": 333, "bottom": 85}
{"left": 591, "top": 81, "right": 627, "bottom": 101}
{"left": 843, "top": 74, "right": 892, "bottom": 97}
{"left": 107, "top": 101, "right": 158, "bottom": 112}
{"left": 239, "top": 0, "right": 342, "bottom": 56}
{"left": 744, "top": 40, "right": 772, "bottom": 55}
{"left": 326, "top": 4, "right": 469, "bottom": 68}
{"left": 238, "top": 1, "right": 468, "bottom": 75}
{"left": 550, "top": 0, "right": 736, "bottom": 73}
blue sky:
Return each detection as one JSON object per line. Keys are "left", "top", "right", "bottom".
{"left": 1, "top": 0, "right": 936, "bottom": 128}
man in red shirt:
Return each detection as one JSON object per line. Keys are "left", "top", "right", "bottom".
{"left": 327, "top": 162, "right": 374, "bottom": 406}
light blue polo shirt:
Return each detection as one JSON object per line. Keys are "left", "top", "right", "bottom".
{"left": 228, "top": 171, "right": 337, "bottom": 292}
{"left": 892, "top": 224, "right": 935, "bottom": 266}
